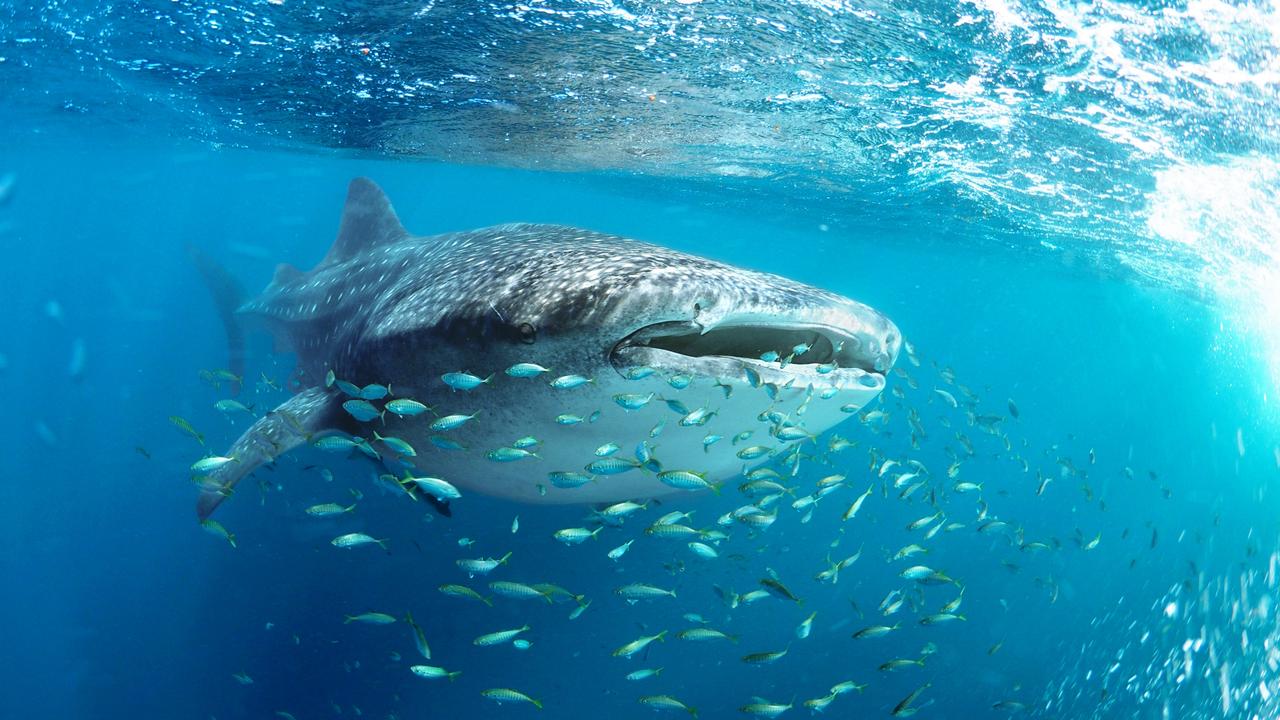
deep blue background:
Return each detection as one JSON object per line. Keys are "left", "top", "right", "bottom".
{"left": 0, "top": 127, "right": 1275, "bottom": 719}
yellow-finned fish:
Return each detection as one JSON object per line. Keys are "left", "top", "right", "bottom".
{"left": 405, "top": 611, "right": 431, "bottom": 659}
{"left": 344, "top": 612, "right": 396, "bottom": 624}
{"left": 843, "top": 484, "right": 874, "bottom": 521}
{"left": 740, "top": 698, "right": 793, "bottom": 718}
{"left": 474, "top": 625, "right": 530, "bottom": 646}
{"left": 613, "top": 630, "right": 667, "bottom": 658}
{"left": 200, "top": 519, "right": 236, "bottom": 548}
{"left": 638, "top": 695, "right": 696, "bottom": 717}
{"left": 331, "top": 533, "right": 387, "bottom": 550}
{"left": 480, "top": 688, "right": 542, "bottom": 709}
{"left": 410, "top": 664, "right": 460, "bottom": 681}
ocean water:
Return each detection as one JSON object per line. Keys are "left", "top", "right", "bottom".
{"left": 2, "top": 1, "right": 1278, "bottom": 719}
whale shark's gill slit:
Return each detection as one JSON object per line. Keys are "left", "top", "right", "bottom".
{"left": 613, "top": 321, "right": 880, "bottom": 373}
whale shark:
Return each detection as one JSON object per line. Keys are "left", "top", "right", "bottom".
{"left": 195, "top": 178, "right": 900, "bottom": 519}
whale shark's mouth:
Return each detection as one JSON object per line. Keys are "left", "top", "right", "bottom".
{"left": 610, "top": 320, "right": 888, "bottom": 390}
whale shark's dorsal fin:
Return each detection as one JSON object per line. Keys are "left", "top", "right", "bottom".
{"left": 272, "top": 263, "right": 304, "bottom": 286}
{"left": 321, "top": 177, "right": 408, "bottom": 267}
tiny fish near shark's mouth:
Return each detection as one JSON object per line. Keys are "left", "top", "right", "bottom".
{"left": 609, "top": 319, "right": 890, "bottom": 391}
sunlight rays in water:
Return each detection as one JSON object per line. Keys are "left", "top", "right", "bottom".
{"left": 1146, "top": 157, "right": 1280, "bottom": 392}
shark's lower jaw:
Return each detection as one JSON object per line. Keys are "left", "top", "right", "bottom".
{"left": 609, "top": 319, "right": 888, "bottom": 392}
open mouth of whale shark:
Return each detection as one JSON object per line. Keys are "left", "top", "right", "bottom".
{"left": 610, "top": 319, "right": 888, "bottom": 391}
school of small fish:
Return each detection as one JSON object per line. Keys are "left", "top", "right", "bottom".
{"left": 180, "top": 339, "right": 1239, "bottom": 717}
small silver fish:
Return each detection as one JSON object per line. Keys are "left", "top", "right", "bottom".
{"left": 442, "top": 371, "right": 491, "bottom": 391}
{"left": 404, "top": 475, "right": 461, "bottom": 500}
{"left": 614, "top": 392, "right": 656, "bottom": 410}
{"left": 385, "top": 398, "right": 430, "bottom": 417}
{"left": 616, "top": 583, "right": 677, "bottom": 601}
{"left": 331, "top": 533, "right": 387, "bottom": 549}
{"left": 214, "top": 399, "right": 255, "bottom": 416}
{"left": 506, "top": 362, "right": 550, "bottom": 378}
{"left": 191, "top": 455, "right": 237, "bottom": 474}
{"left": 586, "top": 457, "right": 641, "bottom": 475}
{"left": 342, "top": 399, "right": 381, "bottom": 422}
{"left": 487, "top": 447, "right": 538, "bottom": 462}
{"left": 473, "top": 625, "right": 530, "bottom": 646}
{"left": 549, "top": 471, "right": 595, "bottom": 489}
{"left": 456, "top": 552, "right": 512, "bottom": 577}
{"left": 344, "top": 612, "right": 396, "bottom": 624}
{"left": 373, "top": 432, "right": 417, "bottom": 457}
{"left": 608, "top": 539, "right": 634, "bottom": 560}
{"left": 553, "top": 527, "right": 601, "bottom": 545}
{"left": 305, "top": 502, "right": 356, "bottom": 517}
{"left": 410, "top": 664, "right": 461, "bottom": 681}
{"left": 430, "top": 413, "right": 479, "bottom": 432}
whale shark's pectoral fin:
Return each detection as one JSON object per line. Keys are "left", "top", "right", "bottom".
{"left": 196, "top": 387, "right": 342, "bottom": 520}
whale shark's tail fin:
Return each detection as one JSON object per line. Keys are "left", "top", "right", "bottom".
{"left": 188, "top": 244, "right": 247, "bottom": 396}
{"left": 197, "top": 387, "right": 342, "bottom": 519}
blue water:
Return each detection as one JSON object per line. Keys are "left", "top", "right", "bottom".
{"left": 3, "top": 2, "right": 1279, "bottom": 719}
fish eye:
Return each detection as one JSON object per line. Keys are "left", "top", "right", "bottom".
{"left": 519, "top": 322, "right": 537, "bottom": 344}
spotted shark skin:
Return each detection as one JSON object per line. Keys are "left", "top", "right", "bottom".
{"left": 196, "top": 178, "right": 900, "bottom": 518}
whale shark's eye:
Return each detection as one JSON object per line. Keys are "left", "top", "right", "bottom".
{"left": 519, "top": 322, "right": 537, "bottom": 344}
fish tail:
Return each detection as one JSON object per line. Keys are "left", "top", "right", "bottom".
{"left": 448, "top": 671, "right": 461, "bottom": 682}
{"left": 531, "top": 698, "right": 543, "bottom": 710}
{"left": 343, "top": 615, "right": 354, "bottom": 624}
{"left": 481, "top": 596, "right": 494, "bottom": 607}
{"left": 687, "top": 707, "right": 698, "bottom": 720}
{"left": 187, "top": 244, "right": 247, "bottom": 396}
{"left": 376, "top": 538, "right": 389, "bottom": 550}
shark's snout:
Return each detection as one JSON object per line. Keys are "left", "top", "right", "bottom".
{"left": 859, "top": 306, "right": 901, "bottom": 374}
